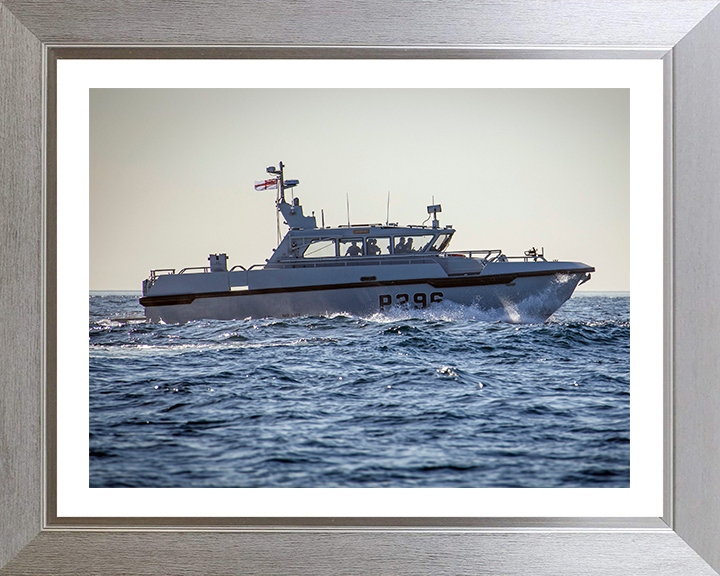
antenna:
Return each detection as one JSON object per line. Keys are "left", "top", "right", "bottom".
{"left": 346, "top": 193, "right": 350, "bottom": 227}
{"left": 386, "top": 191, "right": 390, "bottom": 226}
{"left": 427, "top": 199, "right": 442, "bottom": 229}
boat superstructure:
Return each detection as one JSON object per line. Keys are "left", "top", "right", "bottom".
{"left": 140, "top": 162, "right": 594, "bottom": 323}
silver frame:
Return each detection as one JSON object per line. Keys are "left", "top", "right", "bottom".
{"left": 2, "top": 2, "right": 720, "bottom": 574}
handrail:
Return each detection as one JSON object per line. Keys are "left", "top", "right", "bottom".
{"left": 150, "top": 264, "right": 265, "bottom": 278}
{"left": 444, "top": 250, "right": 547, "bottom": 263}
{"left": 446, "top": 249, "right": 503, "bottom": 260}
{"left": 504, "top": 255, "right": 548, "bottom": 262}
{"left": 178, "top": 266, "right": 209, "bottom": 274}
{"left": 149, "top": 268, "right": 175, "bottom": 280}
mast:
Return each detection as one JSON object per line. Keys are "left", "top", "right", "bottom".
{"left": 266, "top": 162, "right": 284, "bottom": 205}
{"left": 279, "top": 161, "right": 286, "bottom": 203}
{"left": 266, "top": 162, "right": 283, "bottom": 244}
{"left": 266, "top": 161, "right": 316, "bottom": 231}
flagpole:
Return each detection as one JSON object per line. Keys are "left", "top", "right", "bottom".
{"left": 278, "top": 161, "right": 285, "bottom": 203}
{"left": 276, "top": 162, "right": 284, "bottom": 245}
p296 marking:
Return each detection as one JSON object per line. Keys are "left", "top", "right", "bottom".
{"left": 379, "top": 291, "right": 444, "bottom": 310}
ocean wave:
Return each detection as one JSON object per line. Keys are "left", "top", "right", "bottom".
{"left": 90, "top": 292, "right": 630, "bottom": 488}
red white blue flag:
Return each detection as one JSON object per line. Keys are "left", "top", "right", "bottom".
{"left": 254, "top": 179, "right": 278, "bottom": 191}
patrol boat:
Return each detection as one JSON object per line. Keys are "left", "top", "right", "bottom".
{"left": 140, "top": 162, "right": 594, "bottom": 323}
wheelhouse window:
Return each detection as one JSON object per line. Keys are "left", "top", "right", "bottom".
{"left": 301, "top": 238, "right": 337, "bottom": 258}
{"left": 428, "top": 233, "right": 452, "bottom": 253}
{"left": 393, "top": 234, "right": 436, "bottom": 254}
{"left": 340, "top": 238, "right": 364, "bottom": 257}
{"left": 366, "top": 237, "right": 391, "bottom": 256}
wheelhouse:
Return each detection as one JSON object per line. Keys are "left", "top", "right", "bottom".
{"left": 283, "top": 228, "right": 455, "bottom": 261}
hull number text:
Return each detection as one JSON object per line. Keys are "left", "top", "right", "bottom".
{"left": 379, "top": 292, "right": 443, "bottom": 310}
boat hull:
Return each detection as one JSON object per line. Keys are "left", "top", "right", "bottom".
{"left": 142, "top": 270, "right": 590, "bottom": 324}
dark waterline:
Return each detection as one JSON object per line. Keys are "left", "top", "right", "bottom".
{"left": 89, "top": 292, "right": 630, "bottom": 488}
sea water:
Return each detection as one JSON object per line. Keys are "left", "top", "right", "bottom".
{"left": 89, "top": 292, "right": 629, "bottom": 488}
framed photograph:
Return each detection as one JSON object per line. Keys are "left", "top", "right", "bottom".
{"left": 2, "top": 1, "right": 720, "bottom": 574}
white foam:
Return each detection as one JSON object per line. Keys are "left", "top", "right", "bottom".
{"left": 362, "top": 279, "right": 576, "bottom": 325}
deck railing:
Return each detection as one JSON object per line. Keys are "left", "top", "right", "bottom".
{"left": 145, "top": 248, "right": 549, "bottom": 290}
{"left": 445, "top": 249, "right": 548, "bottom": 263}
{"left": 445, "top": 249, "right": 503, "bottom": 261}
{"left": 148, "top": 268, "right": 175, "bottom": 280}
{"left": 178, "top": 266, "right": 209, "bottom": 274}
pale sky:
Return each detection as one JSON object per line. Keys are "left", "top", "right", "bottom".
{"left": 89, "top": 88, "right": 629, "bottom": 291}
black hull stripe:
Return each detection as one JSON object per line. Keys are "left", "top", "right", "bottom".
{"left": 139, "top": 267, "right": 594, "bottom": 308}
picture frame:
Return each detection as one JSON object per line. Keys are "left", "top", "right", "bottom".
{"left": 2, "top": 1, "right": 719, "bottom": 574}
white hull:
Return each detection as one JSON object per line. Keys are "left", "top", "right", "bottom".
{"left": 143, "top": 270, "right": 588, "bottom": 324}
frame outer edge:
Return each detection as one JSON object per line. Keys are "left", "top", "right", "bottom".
{"left": 1, "top": 0, "right": 719, "bottom": 47}
{"left": 2, "top": 530, "right": 719, "bottom": 576}
{"left": 0, "top": 1, "right": 43, "bottom": 570}
{"left": 1, "top": 0, "right": 719, "bottom": 575}
{"left": 671, "top": 3, "right": 720, "bottom": 573}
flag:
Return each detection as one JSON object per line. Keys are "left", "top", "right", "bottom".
{"left": 254, "top": 179, "right": 278, "bottom": 191}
